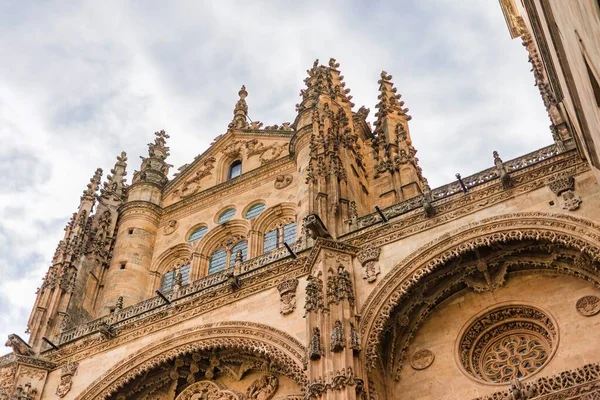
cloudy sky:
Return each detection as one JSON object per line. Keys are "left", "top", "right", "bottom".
{"left": 0, "top": 1, "right": 550, "bottom": 345}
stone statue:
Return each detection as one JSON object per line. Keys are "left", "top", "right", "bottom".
{"left": 331, "top": 320, "right": 346, "bottom": 352}
{"left": 247, "top": 374, "right": 278, "bottom": 400}
{"left": 5, "top": 334, "right": 34, "bottom": 356}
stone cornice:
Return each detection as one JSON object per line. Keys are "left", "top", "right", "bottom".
{"left": 0, "top": 354, "right": 56, "bottom": 371}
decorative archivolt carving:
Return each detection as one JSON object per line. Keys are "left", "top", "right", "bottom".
{"left": 359, "top": 212, "right": 600, "bottom": 373}
{"left": 74, "top": 322, "right": 307, "bottom": 400}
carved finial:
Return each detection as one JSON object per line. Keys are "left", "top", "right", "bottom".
{"left": 148, "top": 130, "right": 170, "bottom": 160}
{"left": 100, "top": 151, "right": 128, "bottom": 202}
{"left": 229, "top": 85, "right": 249, "bottom": 130}
{"left": 81, "top": 168, "right": 103, "bottom": 202}
{"left": 328, "top": 58, "right": 340, "bottom": 69}
{"left": 114, "top": 296, "right": 123, "bottom": 312}
{"left": 493, "top": 151, "right": 513, "bottom": 189}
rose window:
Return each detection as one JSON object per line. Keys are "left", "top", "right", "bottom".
{"left": 457, "top": 305, "right": 558, "bottom": 384}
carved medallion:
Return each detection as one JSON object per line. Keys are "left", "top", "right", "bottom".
{"left": 163, "top": 220, "right": 179, "bottom": 236}
{"left": 576, "top": 295, "right": 600, "bottom": 317}
{"left": 410, "top": 349, "right": 435, "bottom": 370}
{"left": 274, "top": 174, "right": 293, "bottom": 190}
{"left": 277, "top": 279, "right": 298, "bottom": 315}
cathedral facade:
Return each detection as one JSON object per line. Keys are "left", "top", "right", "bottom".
{"left": 2, "top": 1, "right": 600, "bottom": 399}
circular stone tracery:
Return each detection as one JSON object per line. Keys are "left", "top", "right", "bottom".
{"left": 457, "top": 304, "right": 558, "bottom": 385}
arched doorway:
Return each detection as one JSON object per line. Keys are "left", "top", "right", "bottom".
{"left": 76, "top": 322, "right": 307, "bottom": 400}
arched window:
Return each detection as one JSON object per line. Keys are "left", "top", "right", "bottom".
{"left": 188, "top": 226, "right": 208, "bottom": 242}
{"left": 160, "top": 263, "right": 191, "bottom": 292}
{"left": 229, "top": 240, "right": 248, "bottom": 266}
{"left": 207, "top": 240, "right": 248, "bottom": 274}
{"left": 245, "top": 203, "right": 266, "bottom": 219}
{"left": 208, "top": 249, "right": 227, "bottom": 274}
{"left": 228, "top": 160, "right": 242, "bottom": 180}
{"left": 218, "top": 208, "right": 236, "bottom": 224}
{"left": 263, "top": 221, "right": 297, "bottom": 253}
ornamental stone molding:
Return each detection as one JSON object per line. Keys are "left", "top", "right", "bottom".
{"left": 472, "top": 361, "right": 600, "bottom": 400}
{"left": 359, "top": 212, "right": 600, "bottom": 373}
{"left": 74, "top": 321, "right": 307, "bottom": 400}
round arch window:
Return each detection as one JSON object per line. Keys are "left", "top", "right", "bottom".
{"left": 245, "top": 203, "right": 266, "bottom": 219}
{"left": 217, "top": 208, "right": 236, "bottom": 224}
{"left": 188, "top": 226, "right": 208, "bottom": 242}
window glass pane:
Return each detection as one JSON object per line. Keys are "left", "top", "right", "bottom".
{"left": 180, "top": 264, "right": 191, "bottom": 284}
{"left": 208, "top": 249, "right": 227, "bottom": 274}
{"left": 160, "top": 270, "right": 175, "bottom": 292}
{"left": 230, "top": 241, "right": 248, "bottom": 266}
{"left": 245, "top": 203, "right": 266, "bottom": 219}
{"left": 188, "top": 226, "right": 208, "bottom": 242}
{"left": 264, "top": 230, "right": 279, "bottom": 253}
{"left": 283, "top": 222, "right": 297, "bottom": 244}
{"left": 218, "top": 208, "right": 236, "bottom": 224}
{"left": 228, "top": 161, "right": 242, "bottom": 180}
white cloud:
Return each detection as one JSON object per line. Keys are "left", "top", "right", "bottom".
{"left": 0, "top": 1, "right": 550, "bottom": 345}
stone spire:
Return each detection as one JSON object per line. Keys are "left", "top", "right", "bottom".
{"left": 132, "top": 130, "right": 171, "bottom": 187}
{"left": 371, "top": 71, "right": 426, "bottom": 202}
{"left": 296, "top": 58, "right": 355, "bottom": 116}
{"left": 373, "top": 70, "right": 411, "bottom": 136}
{"left": 80, "top": 168, "right": 103, "bottom": 203}
{"left": 100, "top": 151, "right": 128, "bottom": 203}
{"left": 229, "top": 85, "right": 249, "bottom": 130}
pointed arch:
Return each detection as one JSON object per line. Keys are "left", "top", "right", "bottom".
{"left": 75, "top": 321, "right": 307, "bottom": 400}
{"left": 359, "top": 212, "right": 600, "bottom": 373}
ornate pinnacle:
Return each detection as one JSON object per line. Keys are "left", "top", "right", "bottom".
{"left": 374, "top": 70, "right": 411, "bottom": 133}
{"left": 148, "top": 130, "right": 170, "bottom": 160}
{"left": 229, "top": 85, "right": 249, "bottom": 130}
{"left": 80, "top": 168, "right": 103, "bottom": 202}
{"left": 100, "top": 151, "right": 128, "bottom": 201}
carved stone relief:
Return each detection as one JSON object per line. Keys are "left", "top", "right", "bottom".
{"left": 175, "top": 380, "right": 243, "bottom": 400}
{"left": 576, "top": 296, "right": 600, "bottom": 317}
{"left": 357, "top": 245, "right": 381, "bottom": 283}
{"left": 246, "top": 374, "right": 278, "bottom": 400}
{"left": 274, "top": 175, "right": 293, "bottom": 190}
{"left": 163, "top": 220, "right": 179, "bottom": 236}
{"left": 549, "top": 176, "right": 581, "bottom": 211}
{"left": 410, "top": 349, "right": 434, "bottom": 370}
{"left": 276, "top": 279, "right": 298, "bottom": 315}
{"left": 56, "top": 361, "right": 78, "bottom": 398}
{"left": 172, "top": 157, "right": 216, "bottom": 199}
